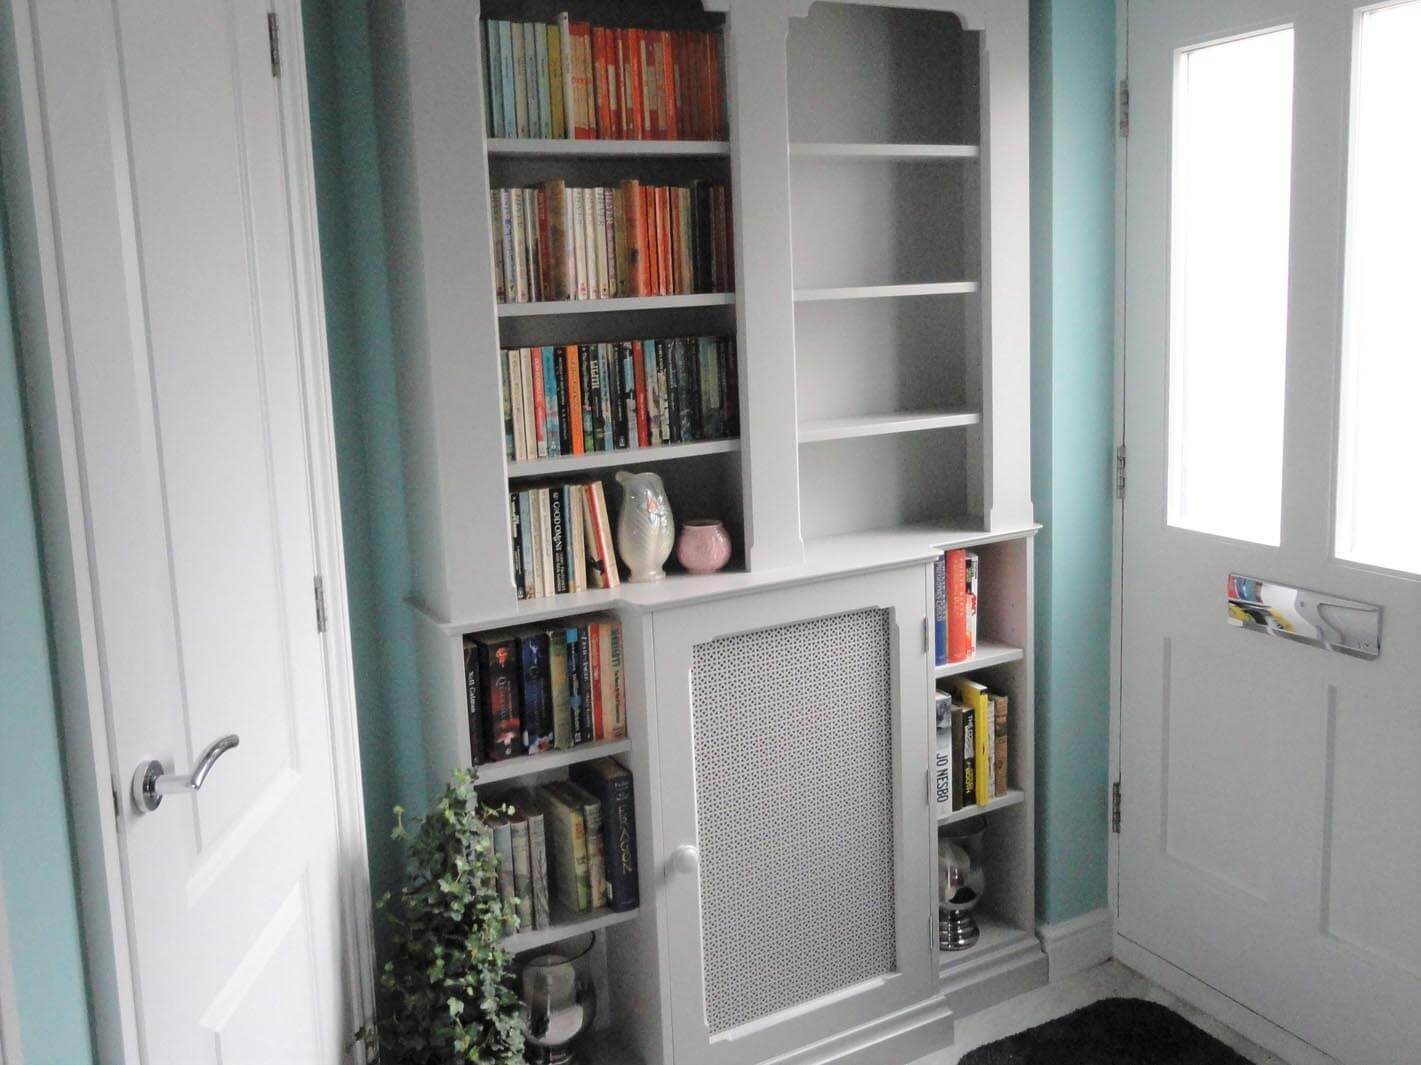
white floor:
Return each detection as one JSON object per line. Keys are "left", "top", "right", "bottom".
{"left": 913, "top": 961, "right": 1296, "bottom": 1065}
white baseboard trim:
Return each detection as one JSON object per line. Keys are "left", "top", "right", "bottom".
{"left": 1036, "top": 908, "right": 1113, "bottom": 982}
{"left": 1113, "top": 934, "right": 1341, "bottom": 1065}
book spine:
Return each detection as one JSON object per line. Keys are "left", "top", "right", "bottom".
{"left": 558, "top": 14, "right": 577, "bottom": 140}
{"left": 626, "top": 28, "right": 645, "bottom": 141}
{"left": 567, "top": 485, "right": 586, "bottom": 592}
{"left": 934, "top": 706, "right": 954, "bottom": 815}
{"left": 464, "top": 637, "right": 486, "bottom": 763}
{"left": 530, "top": 346, "right": 547, "bottom": 458}
{"left": 547, "top": 630, "right": 571, "bottom": 752}
{"left": 579, "top": 343, "right": 597, "bottom": 449}
{"left": 485, "top": 22, "right": 503, "bottom": 139}
{"left": 591, "top": 27, "right": 611, "bottom": 138}
{"left": 593, "top": 187, "right": 611, "bottom": 299}
{"left": 511, "top": 23, "right": 529, "bottom": 137}
{"left": 564, "top": 345, "right": 584, "bottom": 454}
{"left": 479, "top": 639, "right": 522, "bottom": 760}
{"left": 523, "top": 188, "right": 541, "bottom": 301}
{"left": 548, "top": 486, "right": 568, "bottom": 595}
{"left": 524, "top": 24, "right": 543, "bottom": 137}
{"left": 509, "top": 813, "right": 533, "bottom": 928}
{"left": 543, "top": 179, "right": 570, "bottom": 301}
{"left": 612, "top": 186, "right": 629, "bottom": 297}
{"left": 699, "top": 337, "right": 721, "bottom": 438}
{"left": 554, "top": 346, "right": 572, "bottom": 455}
{"left": 537, "top": 486, "right": 556, "bottom": 598}
{"left": 933, "top": 554, "right": 948, "bottom": 666}
{"left": 951, "top": 703, "right": 967, "bottom": 812}
{"left": 946, "top": 549, "right": 968, "bottom": 662}
{"left": 534, "top": 24, "right": 552, "bottom": 140}
{"left": 516, "top": 490, "right": 535, "bottom": 599}
{"left": 570, "top": 764, "right": 639, "bottom": 912}
{"left": 491, "top": 818, "right": 516, "bottom": 930}
{"left": 975, "top": 689, "right": 992, "bottom": 806}
{"left": 541, "top": 346, "right": 559, "bottom": 457}
{"left": 518, "top": 350, "right": 536, "bottom": 460}
{"left": 547, "top": 23, "right": 565, "bottom": 139}
{"left": 659, "top": 30, "right": 676, "bottom": 139}
{"left": 581, "top": 188, "right": 599, "bottom": 299}
{"left": 632, "top": 341, "right": 650, "bottom": 447}
{"left": 582, "top": 797, "right": 607, "bottom": 908}
{"left": 965, "top": 551, "right": 979, "bottom": 656}
{"left": 993, "top": 695, "right": 1009, "bottom": 797}
{"left": 608, "top": 622, "right": 627, "bottom": 739}
{"left": 561, "top": 628, "right": 581, "bottom": 748}
{"left": 960, "top": 703, "right": 976, "bottom": 808}
{"left": 588, "top": 621, "right": 604, "bottom": 740}
{"left": 575, "top": 623, "right": 594, "bottom": 742}
{"left": 621, "top": 343, "right": 637, "bottom": 448}
{"left": 619, "top": 179, "right": 645, "bottom": 296}
{"left": 523, "top": 805, "right": 550, "bottom": 929}
{"left": 519, "top": 631, "right": 553, "bottom": 754}
{"left": 490, "top": 193, "right": 505, "bottom": 303}
{"left": 509, "top": 489, "right": 526, "bottom": 601}
{"left": 498, "top": 22, "right": 518, "bottom": 140}
{"left": 500, "top": 353, "right": 513, "bottom": 457}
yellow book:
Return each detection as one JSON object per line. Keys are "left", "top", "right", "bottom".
{"left": 546, "top": 23, "right": 566, "bottom": 139}
{"left": 949, "top": 677, "right": 993, "bottom": 806}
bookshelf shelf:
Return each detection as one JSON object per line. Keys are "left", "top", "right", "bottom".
{"left": 799, "top": 411, "right": 982, "bottom": 444}
{"left": 790, "top": 142, "right": 980, "bottom": 161}
{"left": 488, "top": 137, "right": 731, "bottom": 158}
{"left": 937, "top": 789, "right": 1026, "bottom": 826}
{"left": 934, "top": 641, "right": 1026, "bottom": 679}
{"left": 502, "top": 903, "right": 639, "bottom": 955}
{"left": 938, "top": 915, "right": 1039, "bottom": 982}
{"left": 508, "top": 439, "right": 741, "bottom": 480}
{"left": 496, "top": 293, "right": 736, "bottom": 318}
{"left": 477, "top": 738, "right": 633, "bottom": 786}
{"left": 793, "top": 282, "right": 979, "bottom": 303}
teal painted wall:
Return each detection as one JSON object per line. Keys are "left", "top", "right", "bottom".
{"left": 1029, "top": 0, "right": 1117, "bottom": 925}
{"left": 0, "top": 157, "right": 97, "bottom": 1064}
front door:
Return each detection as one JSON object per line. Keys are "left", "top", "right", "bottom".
{"left": 1119, "top": 2, "right": 1421, "bottom": 1063}
{"left": 9, "top": 2, "right": 368, "bottom": 1062}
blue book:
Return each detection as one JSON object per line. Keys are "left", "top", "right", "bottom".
{"left": 498, "top": 21, "right": 517, "bottom": 140}
{"left": 541, "top": 347, "right": 561, "bottom": 456}
{"left": 933, "top": 553, "right": 948, "bottom": 666}
{"left": 569, "top": 758, "right": 639, "bottom": 912}
{"left": 562, "top": 628, "right": 583, "bottom": 750}
{"left": 485, "top": 21, "right": 503, "bottom": 138}
{"left": 518, "top": 631, "right": 554, "bottom": 754}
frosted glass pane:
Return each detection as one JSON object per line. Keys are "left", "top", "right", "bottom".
{"left": 1167, "top": 29, "right": 1294, "bottom": 546}
{"left": 1335, "top": 1, "right": 1421, "bottom": 575}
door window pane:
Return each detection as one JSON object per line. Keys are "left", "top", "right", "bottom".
{"left": 1335, "top": 1, "right": 1421, "bottom": 574}
{"left": 1167, "top": 29, "right": 1294, "bottom": 545}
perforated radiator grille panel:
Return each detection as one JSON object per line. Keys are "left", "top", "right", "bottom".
{"left": 689, "top": 607, "right": 898, "bottom": 1035}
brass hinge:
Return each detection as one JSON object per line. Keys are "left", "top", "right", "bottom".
{"left": 1111, "top": 780, "right": 1122, "bottom": 834}
{"left": 314, "top": 575, "right": 327, "bottom": 633}
{"left": 268, "top": 12, "right": 281, "bottom": 77}
{"left": 1115, "top": 444, "right": 1127, "bottom": 500}
{"left": 1118, "top": 78, "right": 1130, "bottom": 138}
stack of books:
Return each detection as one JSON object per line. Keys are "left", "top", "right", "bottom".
{"left": 508, "top": 480, "right": 619, "bottom": 600}
{"left": 465, "top": 616, "right": 627, "bottom": 763}
{"left": 933, "top": 678, "right": 1009, "bottom": 815}
{"left": 933, "top": 548, "right": 980, "bottom": 666}
{"left": 502, "top": 336, "right": 738, "bottom": 462}
{"left": 487, "top": 758, "right": 640, "bottom": 934}
{"left": 491, "top": 179, "right": 733, "bottom": 304}
{"left": 482, "top": 17, "right": 726, "bottom": 141}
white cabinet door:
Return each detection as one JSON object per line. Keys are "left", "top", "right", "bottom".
{"left": 653, "top": 567, "right": 942, "bottom": 1065}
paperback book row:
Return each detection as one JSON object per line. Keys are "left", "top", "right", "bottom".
{"left": 482, "top": 16, "right": 726, "bottom": 142}
{"left": 464, "top": 616, "right": 628, "bottom": 762}
{"left": 487, "top": 758, "right": 640, "bottom": 933}
{"left": 502, "top": 336, "right": 739, "bottom": 463}
{"left": 933, "top": 548, "right": 980, "bottom": 666}
{"left": 509, "top": 481, "right": 621, "bottom": 600}
{"left": 934, "top": 676, "right": 1010, "bottom": 815}
{"left": 491, "top": 179, "right": 733, "bottom": 304}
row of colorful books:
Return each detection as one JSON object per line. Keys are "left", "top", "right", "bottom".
{"left": 509, "top": 481, "right": 620, "bottom": 600}
{"left": 491, "top": 179, "right": 733, "bottom": 304}
{"left": 933, "top": 548, "right": 980, "bottom": 666}
{"left": 934, "top": 677, "right": 1009, "bottom": 814}
{"left": 482, "top": 17, "right": 726, "bottom": 142}
{"left": 464, "top": 617, "right": 627, "bottom": 763}
{"left": 488, "top": 759, "right": 640, "bottom": 931}
{"left": 501, "top": 336, "right": 739, "bottom": 463}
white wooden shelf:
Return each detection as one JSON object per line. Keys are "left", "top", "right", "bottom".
{"left": 937, "top": 789, "right": 1026, "bottom": 826}
{"left": 799, "top": 411, "right": 982, "bottom": 443}
{"left": 934, "top": 640, "right": 1025, "bottom": 679}
{"left": 790, "top": 142, "right": 980, "bottom": 161}
{"left": 794, "top": 282, "right": 979, "bottom": 303}
{"left": 508, "top": 439, "right": 740, "bottom": 479}
{"left": 496, "top": 293, "right": 735, "bottom": 318}
{"left": 938, "top": 915, "right": 1038, "bottom": 977}
{"left": 488, "top": 137, "right": 730, "bottom": 158}
{"left": 476, "top": 737, "right": 633, "bottom": 786}
{"left": 502, "top": 902, "right": 639, "bottom": 955}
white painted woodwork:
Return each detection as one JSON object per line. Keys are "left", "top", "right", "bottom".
{"left": 0, "top": 2, "right": 373, "bottom": 1063}
{"left": 1119, "top": 4, "right": 1421, "bottom": 1064}
{"left": 487, "top": 137, "right": 731, "bottom": 158}
{"left": 0, "top": 872, "right": 19, "bottom": 1065}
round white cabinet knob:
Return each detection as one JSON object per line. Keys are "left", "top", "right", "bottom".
{"left": 669, "top": 844, "right": 700, "bottom": 875}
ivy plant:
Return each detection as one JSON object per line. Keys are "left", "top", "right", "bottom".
{"left": 354, "top": 768, "right": 525, "bottom": 1064}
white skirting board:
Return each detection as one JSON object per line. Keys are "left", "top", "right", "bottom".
{"left": 1112, "top": 935, "right": 1342, "bottom": 1065}
{"left": 1036, "top": 908, "right": 1114, "bottom": 982}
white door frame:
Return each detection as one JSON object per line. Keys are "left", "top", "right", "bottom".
{"left": 0, "top": 869, "right": 22, "bottom": 1065}
{"left": 0, "top": 3, "right": 376, "bottom": 1061}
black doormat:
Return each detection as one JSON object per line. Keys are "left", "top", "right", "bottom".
{"left": 960, "top": 998, "right": 1255, "bottom": 1065}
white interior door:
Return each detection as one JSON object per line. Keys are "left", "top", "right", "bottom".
{"left": 1119, "top": 3, "right": 1421, "bottom": 1063}
{"left": 9, "top": 3, "right": 366, "bottom": 1062}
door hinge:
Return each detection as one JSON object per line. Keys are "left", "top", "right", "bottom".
{"left": 1117, "top": 78, "right": 1130, "bottom": 138}
{"left": 1115, "top": 444, "right": 1127, "bottom": 500}
{"left": 1111, "top": 780, "right": 1122, "bottom": 834}
{"left": 268, "top": 12, "right": 281, "bottom": 77}
{"left": 314, "top": 575, "right": 327, "bottom": 633}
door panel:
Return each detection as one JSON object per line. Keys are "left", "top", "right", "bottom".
{"left": 1120, "top": 4, "right": 1421, "bottom": 1063}
{"left": 653, "top": 567, "right": 937, "bottom": 1065}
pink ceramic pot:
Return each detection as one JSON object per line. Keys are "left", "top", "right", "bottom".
{"left": 676, "top": 519, "right": 732, "bottom": 574}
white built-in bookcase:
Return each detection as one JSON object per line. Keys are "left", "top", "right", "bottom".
{"left": 371, "top": 2, "right": 1038, "bottom": 1062}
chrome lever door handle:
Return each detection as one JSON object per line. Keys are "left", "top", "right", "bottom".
{"left": 131, "top": 734, "right": 240, "bottom": 813}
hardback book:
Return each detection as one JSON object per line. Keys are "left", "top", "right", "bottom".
{"left": 542, "top": 179, "right": 572, "bottom": 300}
{"left": 519, "top": 631, "right": 554, "bottom": 755}
{"left": 488, "top": 812, "right": 516, "bottom": 932}
{"left": 569, "top": 757, "right": 639, "bottom": 911}
{"left": 933, "top": 554, "right": 948, "bottom": 667}
{"left": 934, "top": 689, "right": 954, "bottom": 815}
{"left": 993, "top": 693, "right": 1009, "bottom": 797}
{"left": 538, "top": 782, "right": 591, "bottom": 912}
{"left": 949, "top": 676, "right": 993, "bottom": 806}
{"left": 475, "top": 633, "right": 522, "bottom": 760}
{"left": 946, "top": 549, "right": 969, "bottom": 662}
{"left": 507, "top": 805, "right": 534, "bottom": 929}
{"left": 463, "top": 636, "right": 485, "bottom": 764}
{"left": 559, "top": 780, "right": 607, "bottom": 910}
{"left": 952, "top": 699, "right": 975, "bottom": 811}
{"left": 508, "top": 791, "right": 551, "bottom": 929}
{"left": 965, "top": 550, "right": 979, "bottom": 656}
{"left": 546, "top": 628, "right": 571, "bottom": 752}
{"left": 558, "top": 626, "right": 581, "bottom": 750}
{"left": 605, "top": 620, "right": 626, "bottom": 739}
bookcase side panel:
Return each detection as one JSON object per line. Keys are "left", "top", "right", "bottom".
{"left": 722, "top": 2, "right": 806, "bottom": 572}
{"left": 372, "top": 0, "right": 519, "bottom": 622}
{"left": 979, "top": 0, "right": 1033, "bottom": 530}
{"left": 413, "top": 609, "right": 473, "bottom": 799}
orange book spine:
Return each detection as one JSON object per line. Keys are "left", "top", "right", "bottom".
{"left": 619, "top": 179, "right": 645, "bottom": 297}
{"left": 592, "top": 27, "right": 612, "bottom": 138}
{"left": 659, "top": 30, "right": 677, "bottom": 139}
{"left": 946, "top": 549, "right": 969, "bottom": 662}
{"left": 656, "top": 187, "right": 672, "bottom": 292}
{"left": 632, "top": 340, "right": 650, "bottom": 447}
{"left": 709, "top": 32, "right": 725, "bottom": 138}
{"left": 565, "top": 345, "right": 584, "bottom": 454}
{"left": 626, "top": 28, "right": 645, "bottom": 140}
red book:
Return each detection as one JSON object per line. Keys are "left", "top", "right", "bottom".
{"left": 709, "top": 32, "right": 724, "bottom": 138}
{"left": 656, "top": 187, "right": 673, "bottom": 293}
{"left": 632, "top": 340, "right": 650, "bottom": 446}
{"left": 614, "top": 29, "right": 630, "bottom": 139}
{"left": 535, "top": 189, "right": 553, "bottom": 299}
{"left": 475, "top": 635, "right": 523, "bottom": 760}
{"left": 588, "top": 620, "right": 605, "bottom": 740}
{"left": 571, "top": 23, "right": 594, "bottom": 139}
{"left": 592, "top": 27, "right": 612, "bottom": 138}
{"left": 644, "top": 34, "right": 661, "bottom": 138}
{"left": 565, "top": 345, "right": 585, "bottom": 454}
{"left": 946, "top": 549, "right": 969, "bottom": 663}
{"left": 659, "top": 31, "right": 677, "bottom": 139}
{"left": 643, "top": 186, "right": 659, "bottom": 294}
{"left": 620, "top": 179, "right": 646, "bottom": 296}
{"left": 530, "top": 347, "right": 547, "bottom": 458}
{"left": 626, "top": 28, "right": 645, "bottom": 140}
